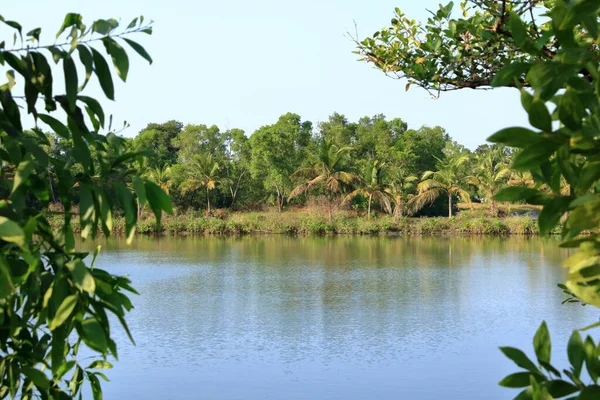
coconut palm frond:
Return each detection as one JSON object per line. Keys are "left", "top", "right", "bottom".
{"left": 452, "top": 187, "right": 472, "bottom": 204}
{"left": 422, "top": 170, "right": 435, "bottom": 180}
{"left": 342, "top": 189, "right": 365, "bottom": 205}
{"left": 409, "top": 187, "right": 445, "bottom": 212}
{"left": 417, "top": 179, "right": 443, "bottom": 193}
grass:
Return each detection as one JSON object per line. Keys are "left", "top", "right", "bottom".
{"left": 47, "top": 205, "right": 549, "bottom": 237}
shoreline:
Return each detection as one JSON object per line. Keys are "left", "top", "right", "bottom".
{"left": 49, "top": 211, "right": 549, "bottom": 237}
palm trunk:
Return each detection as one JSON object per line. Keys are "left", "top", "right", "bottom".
{"left": 448, "top": 193, "right": 453, "bottom": 218}
{"left": 367, "top": 194, "right": 372, "bottom": 220}
{"left": 206, "top": 187, "right": 211, "bottom": 214}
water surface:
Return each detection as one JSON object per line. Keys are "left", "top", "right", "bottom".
{"left": 86, "top": 236, "right": 596, "bottom": 399}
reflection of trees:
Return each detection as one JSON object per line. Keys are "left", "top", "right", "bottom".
{"left": 89, "top": 236, "right": 593, "bottom": 367}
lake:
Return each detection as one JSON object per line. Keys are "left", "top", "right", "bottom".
{"left": 86, "top": 236, "right": 596, "bottom": 399}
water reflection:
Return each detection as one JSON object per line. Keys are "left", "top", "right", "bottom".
{"left": 83, "top": 236, "right": 594, "bottom": 400}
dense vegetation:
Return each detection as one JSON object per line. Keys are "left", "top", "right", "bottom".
{"left": 357, "top": 0, "right": 600, "bottom": 398}
{"left": 0, "top": 13, "right": 170, "bottom": 400}
{"left": 91, "top": 114, "right": 534, "bottom": 220}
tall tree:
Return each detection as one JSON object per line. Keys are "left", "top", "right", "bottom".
{"left": 343, "top": 160, "right": 391, "bottom": 219}
{"left": 132, "top": 120, "right": 183, "bottom": 169}
{"left": 250, "top": 113, "right": 312, "bottom": 212}
{"left": 411, "top": 155, "right": 472, "bottom": 217}
{"left": 288, "top": 140, "right": 357, "bottom": 220}
{"left": 180, "top": 155, "right": 222, "bottom": 214}
{"left": 385, "top": 174, "right": 419, "bottom": 221}
{"left": 467, "top": 145, "right": 511, "bottom": 215}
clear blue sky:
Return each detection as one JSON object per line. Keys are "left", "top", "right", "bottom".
{"left": 8, "top": 0, "right": 528, "bottom": 149}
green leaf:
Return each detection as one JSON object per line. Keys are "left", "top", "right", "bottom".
{"left": 567, "top": 330, "right": 585, "bottom": 378}
{"left": 77, "top": 45, "right": 94, "bottom": 91}
{"left": 499, "top": 347, "right": 541, "bottom": 375}
{"left": 580, "top": 386, "right": 600, "bottom": 400}
{"left": 493, "top": 187, "right": 550, "bottom": 205}
{"left": 487, "top": 127, "right": 541, "bottom": 148}
{"left": 86, "top": 360, "right": 113, "bottom": 370}
{"left": 102, "top": 37, "right": 129, "bottom": 82}
{"left": 50, "top": 294, "right": 77, "bottom": 331}
{"left": 533, "top": 321, "right": 551, "bottom": 364}
{"left": 92, "top": 18, "right": 118, "bottom": 35}
{"left": 38, "top": 114, "right": 70, "bottom": 139}
{"left": 538, "top": 196, "right": 571, "bottom": 236}
{"left": 0, "top": 216, "right": 25, "bottom": 247}
{"left": 66, "top": 259, "right": 95, "bottom": 293}
{"left": 63, "top": 56, "right": 78, "bottom": 112}
{"left": 56, "top": 13, "right": 82, "bottom": 38}
{"left": 78, "top": 96, "right": 105, "bottom": 128}
{"left": 492, "top": 62, "right": 530, "bottom": 87}
{"left": 145, "top": 180, "right": 173, "bottom": 229}
{"left": 528, "top": 99, "right": 552, "bottom": 132}
{"left": 81, "top": 318, "right": 107, "bottom": 353}
{"left": 499, "top": 372, "right": 532, "bottom": 388}
{"left": 21, "top": 367, "right": 50, "bottom": 390}
{"left": 133, "top": 176, "right": 147, "bottom": 208}
{"left": 11, "top": 158, "right": 34, "bottom": 195}
{"left": 0, "top": 90, "right": 22, "bottom": 133}
{"left": 79, "top": 184, "right": 95, "bottom": 239}
{"left": 88, "top": 372, "right": 103, "bottom": 400}
{"left": 91, "top": 47, "right": 114, "bottom": 100}
{"left": 559, "top": 88, "right": 587, "bottom": 131}
{"left": 56, "top": 360, "right": 76, "bottom": 380}
{"left": 512, "top": 142, "right": 560, "bottom": 171}
{"left": 584, "top": 336, "right": 600, "bottom": 383}
{"left": 526, "top": 63, "right": 577, "bottom": 101}
{"left": 123, "top": 38, "right": 152, "bottom": 64}
{"left": 546, "top": 380, "right": 578, "bottom": 398}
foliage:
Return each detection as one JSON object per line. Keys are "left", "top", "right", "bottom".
{"left": 0, "top": 13, "right": 171, "bottom": 399}
{"left": 467, "top": 144, "right": 512, "bottom": 214}
{"left": 343, "top": 160, "right": 391, "bottom": 219}
{"left": 357, "top": 0, "right": 600, "bottom": 398}
{"left": 410, "top": 154, "right": 472, "bottom": 217}
{"left": 354, "top": 0, "right": 559, "bottom": 96}
{"left": 499, "top": 321, "right": 600, "bottom": 399}
{"left": 289, "top": 140, "right": 358, "bottom": 219}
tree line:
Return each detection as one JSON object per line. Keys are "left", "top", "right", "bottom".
{"left": 85, "top": 112, "right": 531, "bottom": 218}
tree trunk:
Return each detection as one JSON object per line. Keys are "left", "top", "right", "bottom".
{"left": 367, "top": 194, "right": 372, "bottom": 220}
{"left": 448, "top": 193, "right": 453, "bottom": 218}
{"left": 206, "top": 187, "right": 211, "bottom": 214}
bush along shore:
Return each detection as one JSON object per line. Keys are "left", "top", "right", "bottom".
{"left": 48, "top": 208, "right": 553, "bottom": 237}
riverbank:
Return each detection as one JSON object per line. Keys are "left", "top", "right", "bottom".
{"left": 49, "top": 209, "right": 549, "bottom": 236}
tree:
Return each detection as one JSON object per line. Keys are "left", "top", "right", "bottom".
{"left": 343, "top": 160, "right": 391, "bottom": 219}
{"left": 353, "top": 1, "right": 557, "bottom": 95}
{"left": 288, "top": 140, "right": 357, "bottom": 220}
{"left": 173, "top": 123, "right": 225, "bottom": 164}
{"left": 180, "top": 155, "right": 222, "bottom": 214}
{"left": 467, "top": 144, "right": 511, "bottom": 215}
{"left": 410, "top": 155, "right": 471, "bottom": 217}
{"left": 250, "top": 113, "right": 312, "bottom": 212}
{"left": 222, "top": 128, "right": 250, "bottom": 208}
{"left": 132, "top": 120, "right": 183, "bottom": 169}
{"left": 0, "top": 14, "right": 171, "bottom": 400}
{"left": 358, "top": 1, "right": 600, "bottom": 397}
{"left": 145, "top": 165, "right": 172, "bottom": 194}
{"left": 385, "top": 174, "right": 419, "bottom": 221}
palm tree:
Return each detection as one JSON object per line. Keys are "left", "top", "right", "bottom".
{"left": 410, "top": 154, "right": 471, "bottom": 217}
{"left": 343, "top": 160, "right": 391, "bottom": 219}
{"left": 180, "top": 155, "right": 221, "bottom": 214}
{"left": 145, "top": 165, "right": 172, "bottom": 194}
{"left": 467, "top": 145, "right": 511, "bottom": 215}
{"left": 288, "top": 140, "right": 357, "bottom": 220}
{"left": 385, "top": 174, "right": 419, "bottom": 221}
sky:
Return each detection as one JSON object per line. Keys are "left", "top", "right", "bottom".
{"left": 5, "top": 0, "right": 529, "bottom": 149}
